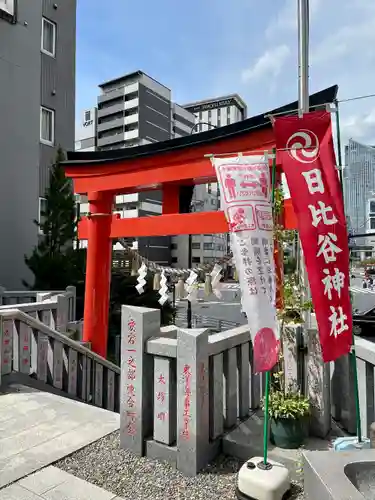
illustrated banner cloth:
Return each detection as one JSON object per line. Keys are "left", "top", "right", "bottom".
{"left": 213, "top": 155, "right": 279, "bottom": 373}
{"left": 274, "top": 110, "right": 352, "bottom": 362}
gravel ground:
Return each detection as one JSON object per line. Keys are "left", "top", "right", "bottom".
{"left": 55, "top": 431, "right": 304, "bottom": 500}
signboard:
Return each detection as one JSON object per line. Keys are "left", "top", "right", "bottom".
{"left": 187, "top": 98, "right": 237, "bottom": 113}
{"left": 213, "top": 155, "right": 279, "bottom": 373}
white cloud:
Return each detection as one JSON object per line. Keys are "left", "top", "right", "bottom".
{"left": 311, "top": 11, "right": 375, "bottom": 65}
{"left": 265, "top": 0, "right": 322, "bottom": 39}
{"left": 340, "top": 108, "right": 375, "bottom": 145}
{"left": 241, "top": 45, "right": 290, "bottom": 82}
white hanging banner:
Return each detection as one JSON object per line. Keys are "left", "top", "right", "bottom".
{"left": 212, "top": 154, "right": 279, "bottom": 373}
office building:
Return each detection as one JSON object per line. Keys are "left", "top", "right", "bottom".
{"left": 171, "top": 95, "right": 248, "bottom": 269}
{"left": 183, "top": 94, "right": 247, "bottom": 132}
{"left": 0, "top": 0, "right": 76, "bottom": 288}
{"left": 75, "top": 71, "right": 196, "bottom": 265}
{"left": 344, "top": 139, "right": 375, "bottom": 258}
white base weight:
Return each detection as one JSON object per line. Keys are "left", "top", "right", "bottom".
{"left": 236, "top": 456, "right": 290, "bottom": 500}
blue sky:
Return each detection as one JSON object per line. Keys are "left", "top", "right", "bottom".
{"left": 76, "top": 0, "right": 375, "bottom": 144}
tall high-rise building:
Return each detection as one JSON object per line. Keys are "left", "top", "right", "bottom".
{"left": 75, "top": 71, "right": 196, "bottom": 265}
{"left": 170, "top": 95, "right": 248, "bottom": 269}
{"left": 344, "top": 139, "right": 375, "bottom": 255}
{"left": 0, "top": 0, "right": 76, "bottom": 287}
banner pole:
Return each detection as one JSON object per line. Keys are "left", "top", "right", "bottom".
{"left": 334, "top": 99, "right": 362, "bottom": 443}
{"left": 263, "top": 148, "right": 277, "bottom": 465}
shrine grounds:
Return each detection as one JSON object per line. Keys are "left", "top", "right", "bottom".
{"left": 55, "top": 430, "right": 305, "bottom": 500}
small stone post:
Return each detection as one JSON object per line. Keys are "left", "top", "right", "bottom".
{"left": 56, "top": 294, "right": 69, "bottom": 333}
{"left": 370, "top": 422, "right": 375, "bottom": 448}
{"left": 306, "top": 328, "right": 331, "bottom": 438}
{"left": 176, "top": 327, "right": 210, "bottom": 476}
{"left": 66, "top": 286, "right": 77, "bottom": 321}
{"left": 120, "top": 305, "right": 160, "bottom": 456}
{"left": 0, "top": 286, "right": 5, "bottom": 306}
{"left": 282, "top": 324, "right": 303, "bottom": 393}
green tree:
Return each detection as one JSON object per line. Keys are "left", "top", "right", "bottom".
{"left": 24, "top": 147, "right": 85, "bottom": 290}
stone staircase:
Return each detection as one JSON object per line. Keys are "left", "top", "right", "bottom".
{"left": 0, "top": 288, "right": 121, "bottom": 493}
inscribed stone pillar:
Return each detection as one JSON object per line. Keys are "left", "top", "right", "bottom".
{"left": 283, "top": 324, "right": 303, "bottom": 393}
{"left": 153, "top": 356, "right": 176, "bottom": 445}
{"left": 120, "top": 305, "right": 160, "bottom": 456}
{"left": 306, "top": 328, "right": 331, "bottom": 438}
{"left": 176, "top": 328, "right": 210, "bottom": 476}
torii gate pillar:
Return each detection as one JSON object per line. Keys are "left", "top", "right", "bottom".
{"left": 83, "top": 191, "right": 113, "bottom": 357}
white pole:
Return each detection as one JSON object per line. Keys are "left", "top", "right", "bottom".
{"left": 298, "top": 0, "right": 310, "bottom": 113}
{"left": 297, "top": 0, "right": 311, "bottom": 324}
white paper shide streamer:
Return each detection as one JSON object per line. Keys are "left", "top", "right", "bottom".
{"left": 158, "top": 271, "right": 169, "bottom": 305}
{"left": 136, "top": 263, "right": 148, "bottom": 294}
{"left": 212, "top": 154, "right": 279, "bottom": 373}
{"left": 185, "top": 270, "right": 198, "bottom": 303}
{"left": 210, "top": 264, "right": 223, "bottom": 299}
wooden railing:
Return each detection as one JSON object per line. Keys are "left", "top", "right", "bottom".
{"left": 0, "top": 309, "right": 120, "bottom": 412}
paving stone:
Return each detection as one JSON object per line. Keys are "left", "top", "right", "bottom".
{"left": 19, "top": 466, "right": 69, "bottom": 495}
{"left": 0, "top": 385, "right": 119, "bottom": 489}
{"left": 0, "top": 483, "right": 43, "bottom": 500}
{"left": 42, "top": 470, "right": 117, "bottom": 500}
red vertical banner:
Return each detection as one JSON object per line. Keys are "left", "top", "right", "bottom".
{"left": 274, "top": 110, "right": 352, "bottom": 362}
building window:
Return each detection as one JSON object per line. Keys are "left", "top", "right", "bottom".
{"left": 41, "top": 18, "right": 56, "bottom": 57}
{"left": 192, "top": 256, "right": 201, "bottom": 264}
{"left": 85, "top": 110, "right": 91, "bottom": 122}
{"left": 208, "top": 110, "right": 212, "bottom": 123}
{"left": 191, "top": 243, "right": 201, "bottom": 249}
{"left": 172, "top": 256, "right": 178, "bottom": 263}
{"left": 171, "top": 243, "right": 177, "bottom": 250}
{"left": 38, "top": 197, "right": 47, "bottom": 233}
{"left": 204, "top": 242, "right": 214, "bottom": 250}
{"left": 207, "top": 183, "right": 212, "bottom": 194}
{"left": 370, "top": 218, "right": 375, "bottom": 229}
{"left": 40, "top": 106, "right": 55, "bottom": 145}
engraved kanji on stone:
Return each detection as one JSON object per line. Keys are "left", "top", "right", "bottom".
{"left": 245, "top": 268, "right": 253, "bottom": 276}
{"left": 317, "top": 233, "right": 342, "bottom": 263}
{"left": 247, "top": 276, "right": 257, "bottom": 286}
{"left": 302, "top": 168, "right": 325, "bottom": 195}
{"left": 308, "top": 201, "right": 338, "bottom": 227}
{"left": 249, "top": 287, "right": 258, "bottom": 295}
{"left": 240, "top": 247, "right": 249, "bottom": 256}
{"left": 254, "top": 246, "right": 261, "bottom": 256}
{"left": 257, "top": 266, "right": 264, "bottom": 275}
{"left": 251, "top": 237, "right": 259, "bottom": 245}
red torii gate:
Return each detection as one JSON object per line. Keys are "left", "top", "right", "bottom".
{"left": 63, "top": 85, "right": 337, "bottom": 357}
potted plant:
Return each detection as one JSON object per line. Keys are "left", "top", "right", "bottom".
{"left": 263, "top": 390, "right": 310, "bottom": 449}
